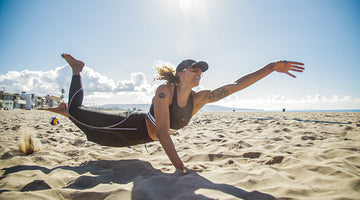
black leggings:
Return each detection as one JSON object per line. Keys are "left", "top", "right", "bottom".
{"left": 67, "top": 75, "right": 153, "bottom": 147}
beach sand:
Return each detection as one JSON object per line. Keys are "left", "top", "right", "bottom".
{"left": 0, "top": 110, "right": 359, "bottom": 199}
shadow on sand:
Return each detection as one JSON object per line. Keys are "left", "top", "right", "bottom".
{"left": 1, "top": 159, "right": 275, "bottom": 200}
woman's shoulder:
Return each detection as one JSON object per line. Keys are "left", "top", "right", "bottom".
{"left": 155, "top": 84, "right": 175, "bottom": 95}
{"left": 153, "top": 84, "right": 175, "bottom": 105}
{"left": 156, "top": 84, "right": 175, "bottom": 91}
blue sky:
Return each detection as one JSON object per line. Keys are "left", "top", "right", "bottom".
{"left": 0, "top": 0, "right": 359, "bottom": 110}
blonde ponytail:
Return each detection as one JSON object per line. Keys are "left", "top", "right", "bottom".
{"left": 154, "top": 62, "right": 179, "bottom": 85}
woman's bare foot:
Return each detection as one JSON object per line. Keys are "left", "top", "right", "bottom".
{"left": 45, "top": 103, "right": 69, "bottom": 118}
{"left": 61, "top": 53, "right": 85, "bottom": 75}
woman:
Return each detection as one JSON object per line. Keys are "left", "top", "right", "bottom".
{"left": 48, "top": 53, "right": 304, "bottom": 173}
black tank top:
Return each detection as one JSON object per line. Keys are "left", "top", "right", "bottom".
{"left": 149, "top": 86, "right": 193, "bottom": 130}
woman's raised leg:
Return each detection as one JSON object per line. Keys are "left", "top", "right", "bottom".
{"left": 45, "top": 54, "right": 85, "bottom": 117}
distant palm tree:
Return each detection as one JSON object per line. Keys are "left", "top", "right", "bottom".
{"left": 60, "top": 89, "right": 65, "bottom": 102}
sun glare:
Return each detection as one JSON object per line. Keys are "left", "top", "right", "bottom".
{"left": 179, "top": 0, "right": 192, "bottom": 13}
{"left": 178, "top": 0, "right": 209, "bottom": 17}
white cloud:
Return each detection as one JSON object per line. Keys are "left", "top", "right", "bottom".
{"left": 0, "top": 65, "right": 69, "bottom": 96}
{"left": 0, "top": 65, "right": 154, "bottom": 104}
{"left": 81, "top": 67, "right": 151, "bottom": 93}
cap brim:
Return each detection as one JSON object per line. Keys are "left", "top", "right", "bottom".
{"left": 192, "top": 61, "right": 208, "bottom": 72}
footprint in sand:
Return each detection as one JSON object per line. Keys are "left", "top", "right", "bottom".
{"left": 266, "top": 156, "right": 284, "bottom": 165}
{"left": 243, "top": 152, "right": 261, "bottom": 159}
{"left": 282, "top": 128, "right": 292, "bottom": 132}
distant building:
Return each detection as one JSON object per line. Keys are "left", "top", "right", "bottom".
{"left": 35, "top": 96, "right": 46, "bottom": 108}
{"left": 0, "top": 91, "right": 21, "bottom": 109}
{"left": 45, "top": 95, "right": 60, "bottom": 107}
{"left": 13, "top": 94, "right": 26, "bottom": 109}
{"left": 20, "top": 92, "right": 36, "bottom": 110}
{"left": 0, "top": 93, "right": 14, "bottom": 110}
{"left": 0, "top": 91, "right": 59, "bottom": 110}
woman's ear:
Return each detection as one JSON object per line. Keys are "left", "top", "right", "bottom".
{"left": 177, "top": 71, "right": 184, "bottom": 78}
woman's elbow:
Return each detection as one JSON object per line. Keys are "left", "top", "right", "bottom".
{"left": 156, "top": 128, "right": 169, "bottom": 139}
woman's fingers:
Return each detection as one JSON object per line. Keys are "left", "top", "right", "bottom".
{"left": 290, "top": 67, "right": 304, "bottom": 73}
{"left": 291, "top": 65, "right": 305, "bottom": 70}
{"left": 287, "top": 72, "right": 296, "bottom": 78}
{"left": 288, "top": 62, "right": 305, "bottom": 73}
{"left": 286, "top": 61, "right": 304, "bottom": 66}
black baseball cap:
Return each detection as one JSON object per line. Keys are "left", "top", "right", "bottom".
{"left": 176, "top": 59, "right": 209, "bottom": 73}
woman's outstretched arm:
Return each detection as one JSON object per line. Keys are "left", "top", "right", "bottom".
{"left": 193, "top": 60, "right": 304, "bottom": 112}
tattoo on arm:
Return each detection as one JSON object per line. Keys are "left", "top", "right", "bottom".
{"left": 209, "top": 88, "right": 229, "bottom": 101}
{"left": 159, "top": 92, "right": 166, "bottom": 99}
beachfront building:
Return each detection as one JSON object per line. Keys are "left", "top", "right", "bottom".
{"left": 0, "top": 100, "right": 13, "bottom": 109}
{"left": 20, "top": 92, "right": 36, "bottom": 110}
{"left": 0, "top": 91, "right": 18, "bottom": 109}
{"left": 13, "top": 95, "right": 26, "bottom": 109}
{"left": 0, "top": 91, "right": 59, "bottom": 110}
{"left": 0, "top": 91, "right": 36, "bottom": 110}
{"left": 45, "top": 95, "right": 60, "bottom": 108}
{"left": 35, "top": 96, "right": 46, "bottom": 108}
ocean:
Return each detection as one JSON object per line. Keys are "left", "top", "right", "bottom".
{"left": 91, "top": 104, "right": 360, "bottom": 112}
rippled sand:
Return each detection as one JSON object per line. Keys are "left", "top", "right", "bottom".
{"left": 1, "top": 110, "right": 359, "bottom": 199}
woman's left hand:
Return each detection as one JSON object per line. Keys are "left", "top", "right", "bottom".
{"left": 273, "top": 60, "right": 305, "bottom": 78}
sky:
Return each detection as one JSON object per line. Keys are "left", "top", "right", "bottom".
{"left": 0, "top": 0, "right": 359, "bottom": 110}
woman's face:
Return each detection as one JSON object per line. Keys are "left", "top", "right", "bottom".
{"left": 179, "top": 67, "right": 202, "bottom": 87}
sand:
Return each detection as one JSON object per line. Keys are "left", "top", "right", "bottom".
{"left": 0, "top": 110, "right": 359, "bottom": 200}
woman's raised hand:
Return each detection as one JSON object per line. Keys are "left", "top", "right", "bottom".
{"left": 273, "top": 60, "right": 305, "bottom": 78}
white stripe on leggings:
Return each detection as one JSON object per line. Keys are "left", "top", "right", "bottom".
{"left": 67, "top": 87, "right": 137, "bottom": 131}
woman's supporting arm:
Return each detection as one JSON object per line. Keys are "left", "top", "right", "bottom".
{"left": 153, "top": 86, "right": 185, "bottom": 171}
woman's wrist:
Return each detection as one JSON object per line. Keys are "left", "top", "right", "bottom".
{"left": 267, "top": 62, "right": 277, "bottom": 71}
{"left": 176, "top": 165, "right": 187, "bottom": 173}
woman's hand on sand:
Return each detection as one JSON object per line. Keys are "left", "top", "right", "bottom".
{"left": 273, "top": 60, "right": 305, "bottom": 78}
{"left": 175, "top": 164, "right": 208, "bottom": 175}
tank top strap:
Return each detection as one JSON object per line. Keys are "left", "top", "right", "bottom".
{"left": 172, "top": 85, "right": 178, "bottom": 105}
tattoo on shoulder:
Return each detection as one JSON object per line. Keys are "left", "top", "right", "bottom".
{"left": 158, "top": 92, "right": 166, "bottom": 99}
{"left": 209, "top": 88, "right": 229, "bottom": 101}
